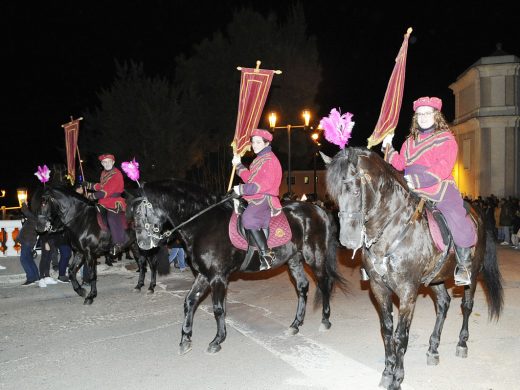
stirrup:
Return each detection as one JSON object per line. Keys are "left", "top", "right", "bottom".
{"left": 454, "top": 265, "right": 471, "bottom": 286}
{"left": 259, "top": 251, "right": 274, "bottom": 271}
{"left": 360, "top": 268, "right": 370, "bottom": 281}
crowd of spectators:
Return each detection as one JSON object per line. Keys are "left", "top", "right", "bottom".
{"left": 463, "top": 194, "right": 520, "bottom": 249}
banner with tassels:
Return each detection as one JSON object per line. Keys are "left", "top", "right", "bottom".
{"left": 367, "top": 28, "right": 413, "bottom": 149}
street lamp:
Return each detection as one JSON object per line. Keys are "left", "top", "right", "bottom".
{"left": 17, "top": 188, "right": 28, "bottom": 207}
{"left": 310, "top": 129, "right": 322, "bottom": 201}
{"left": 269, "top": 110, "right": 311, "bottom": 197}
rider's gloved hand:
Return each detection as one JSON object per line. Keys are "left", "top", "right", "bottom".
{"left": 231, "top": 154, "right": 241, "bottom": 167}
{"left": 404, "top": 175, "right": 415, "bottom": 190}
{"left": 233, "top": 185, "right": 241, "bottom": 195}
{"left": 381, "top": 133, "right": 394, "bottom": 152}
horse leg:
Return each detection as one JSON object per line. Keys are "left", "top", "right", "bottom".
{"left": 179, "top": 273, "right": 210, "bottom": 355}
{"left": 84, "top": 256, "right": 98, "bottom": 305}
{"left": 147, "top": 255, "right": 158, "bottom": 294}
{"left": 456, "top": 285, "right": 475, "bottom": 358}
{"left": 133, "top": 254, "right": 147, "bottom": 292}
{"left": 69, "top": 253, "right": 86, "bottom": 298}
{"left": 315, "top": 267, "right": 334, "bottom": 332}
{"left": 390, "top": 293, "right": 418, "bottom": 390}
{"left": 207, "top": 276, "right": 228, "bottom": 354}
{"left": 426, "top": 283, "right": 451, "bottom": 365}
{"left": 370, "top": 281, "right": 395, "bottom": 389}
{"left": 286, "top": 256, "right": 309, "bottom": 335}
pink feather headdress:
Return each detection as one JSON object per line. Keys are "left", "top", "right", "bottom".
{"left": 34, "top": 165, "right": 51, "bottom": 184}
{"left": 121, "top": 158, "right": 141, "bottom": 186}
{"left": 319, "top": 108, "right": 355, "bottom": 149}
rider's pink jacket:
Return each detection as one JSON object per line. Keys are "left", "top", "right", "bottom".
{"left": 386, "top": 130, "right": 457, "bottom": 202}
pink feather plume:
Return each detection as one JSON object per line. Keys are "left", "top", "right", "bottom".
{"left": 319, "top": 108, "right": 355, "bottom": 149}
{"left": 121, "top": 158, "right": 140, "bottom": 184}
{"left": 34, "top": 165, "right": 51, "bottom": 183}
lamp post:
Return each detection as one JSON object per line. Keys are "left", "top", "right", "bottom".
{"left": 269, "top": 110, "right": 311, "bottom": 197}
{"left": 0, "top": 188, "right": 28, "bottom": 219}
{"left": 310, "top": 130, "right": 321, "bottom": 201}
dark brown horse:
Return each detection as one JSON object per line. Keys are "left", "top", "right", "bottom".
{"left": 130, "top": 179, "right": 346, "bottom": 354}
{"left": 323, "top": 147, "right": 503, "bottom": 390}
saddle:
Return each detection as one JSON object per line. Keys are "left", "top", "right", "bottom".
{"left": 228, "top": 199, "right": 292, "bottom": 271}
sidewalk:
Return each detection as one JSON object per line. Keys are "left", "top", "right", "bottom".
{"left": 0, "top": 254, "right": 139, "bottom": 285}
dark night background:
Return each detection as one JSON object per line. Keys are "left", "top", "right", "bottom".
{"left": 2, "top": 1, "right": 519, "bottom": 205}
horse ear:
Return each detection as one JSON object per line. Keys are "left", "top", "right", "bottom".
{"left": 319, "top": 152, "right": 332, "bottom": 165}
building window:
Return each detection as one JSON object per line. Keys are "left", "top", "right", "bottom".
{"left": 304, "top": 177, "right": 309, "bottom": 184}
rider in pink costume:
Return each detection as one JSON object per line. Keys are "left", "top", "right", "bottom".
{"left": 382, "top": 96, "right": 476, "bottom": 285}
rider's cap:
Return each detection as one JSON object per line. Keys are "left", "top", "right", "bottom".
{"left": 251, "top": 129, "right": 273, "bottom": 142}
{"left": 413, "top": 96, "right": 442, "bottom": 112}
{"left": 98, "top": 153, "right": 115, "bottom": 162}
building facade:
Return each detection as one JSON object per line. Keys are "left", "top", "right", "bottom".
{"left": 449, "top": 46, "right": 520, "bottom": 198}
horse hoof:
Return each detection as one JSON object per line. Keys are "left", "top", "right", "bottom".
{"left": 319, "top": 321, "right": 331, "bottom": 332}
{"left": 456, "top": 345, "right": 468, "bottom": 358}
{"left": 78, "top": 288, "right": 86, "bottom": 297}
{"left": 133, "top": 287, "right": 141, "bottom": 293}
{"left": 206, "top": 344, "right": 221, "bottom": 354}
{"left": 146, "top": 289, "right": 154, "bottom": 294}
{"left": 179, "top": 341, "right": 192, "bottom": 355}
{"left": 284, "top": 327, "right": 299, "bottom": 336}
{"left": 83, "top": 298, "right": 93, "bottom": 305}
{"left": 426, "top": 351, "right": 439, "bottom": 365}
{"left": 379, "top": 374, "right": 393, "bottom": 388}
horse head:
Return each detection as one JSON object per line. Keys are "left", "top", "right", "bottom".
{"left": 131, "top": 195, "right": 169, "bottom": 250}
{"left": 36, "top": 186, "right": 87, "bottom": 233}
{"left": 324, "top": 147, "right": 391, "bottom": 251}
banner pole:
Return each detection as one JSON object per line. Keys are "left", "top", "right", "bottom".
{"left": 227, "top": 165, "right": 236, "bottom": 192}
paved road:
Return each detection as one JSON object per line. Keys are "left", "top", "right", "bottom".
{"left": 1, "top": 247, "right": 519, "bottom": 390}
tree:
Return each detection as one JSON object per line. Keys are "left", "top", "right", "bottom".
{"left": 174, "top": 3, "right": 322, "bottom": 188}
{"left": 80, "top": 3, "right": 321, "bottom": 188}
{"left": 82, "top": 61, "right": 186, "bottom": 181}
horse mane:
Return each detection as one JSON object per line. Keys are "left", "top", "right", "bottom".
{"left": 49, "top": 184, "right": 92, "bottom": 204}
{"left": 326, "top": 147, "right": 410, "bottom": 202}
{"left": 142, "top": 179, "right": 225, "bottom": 218}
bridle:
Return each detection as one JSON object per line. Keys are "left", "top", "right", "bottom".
{"left": 38, "top": 195, "right": 68, "bottom": 233}
{"left": 339, "top": 165, "right": 414, "bottom": 264}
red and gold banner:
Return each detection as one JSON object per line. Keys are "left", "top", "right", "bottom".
{"left": 231, "top": 65, "right": 275, "bottom": 156}
{"left": 62, "top": 118, "right": 80, "bottom": 184}
{"left": 367, "top": 28, "right": 412, "bottom": 149}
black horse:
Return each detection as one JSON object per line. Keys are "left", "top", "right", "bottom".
{"left": 35, "top": 185, "right": 159, "bottom": 304}
{"left": 130, "top": 179, "right": 346, "bottom": 354}
{"left": 323, "top": 147, "right": 503, "bottom": 390}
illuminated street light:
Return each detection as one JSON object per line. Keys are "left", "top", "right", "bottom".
{"left": 310, "top": 130, "right": 322, "bottom": 200}
{"left": 269, "top": 109, "right": 312, "bottom": 196}
{"left": 17, "top": 188, "right": 28, "bottom": 207}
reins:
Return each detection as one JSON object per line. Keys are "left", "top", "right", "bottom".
{"left": 135, "top": 191, "right": 236, "bottom": 241}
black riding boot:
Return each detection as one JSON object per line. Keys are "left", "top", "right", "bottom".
{"left": 454, "top": 245, "right": 472, "bottom": 286}
{"left": 246, "top": 229, "right": 275, "bottom": 271}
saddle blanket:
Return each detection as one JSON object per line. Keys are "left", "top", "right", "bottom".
{"left": 228, "top": 211, "right": 292, "bottom": 251}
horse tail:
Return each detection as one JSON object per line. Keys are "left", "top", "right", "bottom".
{"left": 314, "top": 210, "right": 349, "bottom": 306}
{"left": 481, "top": 229, "right": 503, "bottom": 321}
{"left": 157, "top": 245, "right": 171, "bottom": 275}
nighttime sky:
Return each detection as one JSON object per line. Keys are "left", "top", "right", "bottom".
{"left": 2, "top": 1, "right": 519, "bottom": 203}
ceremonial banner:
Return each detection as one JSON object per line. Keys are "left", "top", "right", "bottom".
{"left": 367, "top": 28, "right": 412, "bottom": 149}
{"left": 63, "top": 118, "right": 80, "bottom": 184}
{"left": 231, "top": 65, "right": 275, "bottom": 156}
